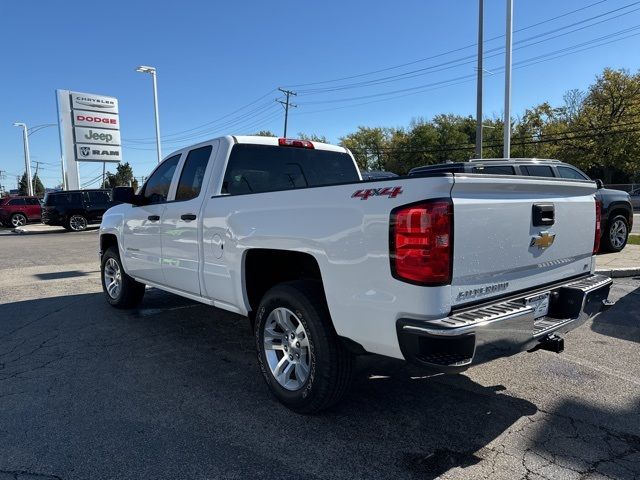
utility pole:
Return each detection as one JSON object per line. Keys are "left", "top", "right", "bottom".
{"left": 102, "top": 162, "right": 106, "bottom": 188}
{"left": 276, "top": 88, "right": 297, "bottom": 137}
{"left": 475, "top": 0, "right": 484, "bottom": 159}
{"left": 32, "top": 161, "right": 41, "bottom": 195}
{"left": 13, "top": 123, "right": 33, "bottom": 196}
{"left": 503, "top": 0, "right": 514, "bottom": 159}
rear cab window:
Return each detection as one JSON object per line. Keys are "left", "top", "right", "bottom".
{"left": 221, "top": 144, "right": 359, "bottom": 195}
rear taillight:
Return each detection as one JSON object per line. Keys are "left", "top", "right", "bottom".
{"left": 593, "top": 200, "right": 602, "bottom": 254}
{"left": 278, "top": 138, "right": 315, "bottom": 149}
{"left": 390, "top": 199, "right": 453, "bottom": 285}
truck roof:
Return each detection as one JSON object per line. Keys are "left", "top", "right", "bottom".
{"left": 233, "top": 136, "right": 349, "bottom": 154}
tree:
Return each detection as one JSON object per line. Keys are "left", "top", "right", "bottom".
{"left": 17, "top": 172, "right": 44, "bottom": 196}
{"left": 102, "top": 162, "right": 138, "bottom": 191}
{"left": 557, "top": 68, "right": 640, "bottom": 182}
{"left": 253, "top": 130, "right": 276, "bottom": 137}
{"left": 339, "top": 127, "right": 397, "bottom": 171}
{"left": 297, "top": 132, "right": 329, "bottom": 143}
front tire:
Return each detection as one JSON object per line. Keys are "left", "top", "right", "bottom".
{"left": 101, "top": 246, "right": 145, "bottom": 308}
{"left": 603, "top": 215, "right": 629, "bottom": 252}
{"left": 255, "top": 280, "right": 353, "bottom": 414}
{"left": 10, "top": 213, "right": 27, "bottom": 228}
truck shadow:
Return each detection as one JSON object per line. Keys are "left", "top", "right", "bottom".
{"left": 590, "top": 280, "right": 640, "bottom": 343}
{"left": 0, "top": 289, "right": 537, "bottom": 479}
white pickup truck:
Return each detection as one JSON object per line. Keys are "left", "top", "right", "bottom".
{"left": 100, "top": 136, "right": 612, "bottom": 413}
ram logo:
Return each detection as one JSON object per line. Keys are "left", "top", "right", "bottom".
{"left": 80, "top": 147, "right": 91, "bottom": 157}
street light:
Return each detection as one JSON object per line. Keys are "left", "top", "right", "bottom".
{"left": 136, "top": 65, "right": 162, "bottom": 163}
{"left": 12, "top": 122, "right": 34, "bottom": 196}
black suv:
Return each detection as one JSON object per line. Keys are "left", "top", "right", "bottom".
{"left": 409, "top": 158, "right": 633, "bottom": 253}
{"left": 42, "top": 189, "right": 112, "bottom": 232}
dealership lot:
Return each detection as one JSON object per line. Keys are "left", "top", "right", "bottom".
{"left": 0, "top": 231, "right": 639, "bottom": 480}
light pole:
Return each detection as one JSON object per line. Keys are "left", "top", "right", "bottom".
{"left": 503, "top": 0, "right": 514, "bottom": 159}
{"left": 475, "top": 0, "right": 484, "bottom": 159}
{"left": 136, "top": 65, "right": 162, "bottom": 163}
{"left": 13, "top": 122, "right": 34, "bottom": 196}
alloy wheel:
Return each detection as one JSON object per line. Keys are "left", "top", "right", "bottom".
{"left": 69, "top": 215, "right": 87, "bottom": 231}
{"left": 609, "top": 219, "right": 627, "bottom": 249}
{"left": 11, "top": 214, "right": 26, "bottom": 228}
{"left": 103, "top": 258, "right": 122, "bottom": 299}
{"left": 263, "top": 307, "right": 311, "bottom": 391}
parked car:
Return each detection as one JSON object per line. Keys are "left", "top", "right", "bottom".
{"left": 99, "top": 136, "right": 611, "bottom": 413}
{"left": 630, "top": 187, "right": 640, "bottom": 210}
{"left": 0, "top": 196, "right": 42, "bottom": 228}
{"left": 410, "top": 159, "right": 633, "bottom": 253}
{"left": 42, "top": 189, "right": 112, "bottom": 231}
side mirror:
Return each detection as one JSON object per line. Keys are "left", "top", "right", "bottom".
{"left": 595, "top": 179, "right": 604, "bottom": 189}
{"left": 111, "top": 186, "right": 146, "bottom": 205}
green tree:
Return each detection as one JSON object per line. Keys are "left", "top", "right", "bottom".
{"left": 17, "top": 172, "right": 44, "bottom": 196}
{"left": 297, "top": 132, "right": 329, "bottom": 143}
{"left": 253, "top": 130, "right": 276, "bottom": 137}
{"left": 102, "top": 162, "right": 138, "bottom": 191}
{"left": 556, "top": 68, "right": 640, "bottom": 182}
{"left": 339, "top": 127, "right": 397, "bottom": 171}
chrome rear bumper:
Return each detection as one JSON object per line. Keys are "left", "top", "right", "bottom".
{"left": 397, "top": 274, "right": 612, "bottom": 372}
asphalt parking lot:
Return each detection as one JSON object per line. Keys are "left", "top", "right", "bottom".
{"left": 0, "top": 229, "right": 639, "bottom": 480}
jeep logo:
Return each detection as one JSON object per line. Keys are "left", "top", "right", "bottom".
{"left": 83, "top": 129, "right": 114, "bottom": 143}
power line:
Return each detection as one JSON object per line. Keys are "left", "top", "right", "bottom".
{"left": 295, "top": 4, "right": 640, "bottom": 96}
{"left": 284, "top": 0, "right": 633, "bottom": 90}
{"left": 293, "top": 26, "right": 640, "bottom": 111}
{"left": 123, "top": 89, "right": 277, "bottom": 143}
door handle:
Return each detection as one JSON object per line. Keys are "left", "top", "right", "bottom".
{"left": 532, "top": 203, "right": 554, "bottom": 226}
{"left": 147, "top": 215, "right": 160, "bottom": 221}
{"left": 181, "top": 214, "right": 197, "bottom": 221}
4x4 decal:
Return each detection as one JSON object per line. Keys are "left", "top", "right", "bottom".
{"left": 352, "top": 186, "right": 403, "bottom": 200}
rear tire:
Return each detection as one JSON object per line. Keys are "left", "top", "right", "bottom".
{"left": 255, "top": 280, "right": 353, "bottom": 414}
{"left": 101, "top": 246, "right": 145, "bottom": 308}
{"left": 66, "top": 214, "right": 88, "bottom": 232}
{"left": 602, "top": 215, "right": 629, "bottom": 252}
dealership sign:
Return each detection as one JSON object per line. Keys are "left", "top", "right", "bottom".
{"left": 57, "top": 90, "right": 122, "bottom": 189}
{"left": 73, "top": 110, "right": 119, "bottom": 129}
{"left": 75, "top": 144, "right": 122, "bottom": 161}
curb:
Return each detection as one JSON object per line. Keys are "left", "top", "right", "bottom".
{"left": 595, "top": 268, "right": 640, "bottom": 278}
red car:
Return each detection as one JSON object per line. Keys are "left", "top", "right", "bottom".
{"left": 0, "top": 196, "right": 42, "bottom": 228}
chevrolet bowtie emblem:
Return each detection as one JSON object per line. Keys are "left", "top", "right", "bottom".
{"left": 530, "top": 231, "right": 556, "bottom": 249}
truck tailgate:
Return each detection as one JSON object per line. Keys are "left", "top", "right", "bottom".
{"left": 450, "top": 175, "right": 597, "bottom": 306}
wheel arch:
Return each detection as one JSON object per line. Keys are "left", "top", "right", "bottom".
{"left": 243, "top": 248, "right": 326, "bottom": 317}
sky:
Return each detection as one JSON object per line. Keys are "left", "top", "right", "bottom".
{"left": 1, "top": 0, "right": 639, "bottom": 190}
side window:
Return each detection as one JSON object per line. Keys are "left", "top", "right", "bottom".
{"left": 473, "top": 165, "right": 515, "bottom": 175}
{"left": 27, "top": 198, "right": 41, "bottom": 205}
{"left": 88, "top": 191, "right": 110, "bottom": 204}
{"left": 521, "top": 165, "right": 555, "bottom": 178}
{"left": 142, "top": 154, "right": 181, "bottom": 204}
{"left": 557, "top": 166, "right": 589, "bottom": 180}
{"left": 175, "top": 146, "right": 212, "bottom": 201}
{"left": 8, "top": 199, "right": 26, "bottom": 206}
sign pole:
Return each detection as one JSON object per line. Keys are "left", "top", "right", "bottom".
{"left": 503, "top": 0, "right": 513, "bottom": 159}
